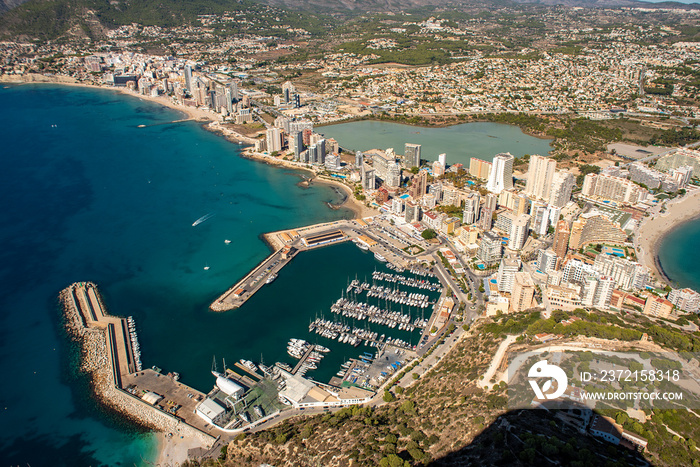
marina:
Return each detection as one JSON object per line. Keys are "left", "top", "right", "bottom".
{"left": 57, "top": 213, "right": 456, "bottom": 450}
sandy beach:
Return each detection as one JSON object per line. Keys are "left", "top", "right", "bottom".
{"left": 636, "top": 187, "right": 700, "bottom": 284}
{"left": 312, "top": 176, "right": 379, "bottom": 219}
{"left": 154, "top": 432, "right": 209, "bottom": 466}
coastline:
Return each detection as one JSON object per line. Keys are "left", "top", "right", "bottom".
{"left": 2, "top": 73, "right": 375, "bottom": 220}
{"left": 0, "top": 73, "right": 259, "bottom": 144}
{"left": 636, "top": 188, "right": 700, "bottom": 285}
{"left": 59, "top": 283, "right": 213, "bottom": 465}
{"left": 311, "top": 175, "right": 379, "bottom": 219}
{"left": 239, "top": 147, "right": 380, "bottom": 221}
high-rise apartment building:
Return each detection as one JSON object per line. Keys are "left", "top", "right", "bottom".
{"left": 511, "top": 272, "right": 536, "bottom": 312}
{"left": 508, "top": 214, "right": 531, "bottom": 251}
{"left": 362, "top": 165, "right": 376, "bottom": 190}
{"left": 373, "top": 151, "right": 394, "bottom": 180}
{"left": 463, "top": 193, "right": 480, "bottom": 224}
{"left": 484, "top": 193, "right": 498, "bottom": 211}
{"left": 486, "top": 153, "right": 514, "bottom": 194}
{"left": 386, "top": 162, "right": 402, "bottom": 188}
{"left": 593, "top": 254, "right": 648, "bottom": 291}
{"left": 480, "top": 207, "right": 494, "bottom": 231}
{"left": 553, "top": 220, "right": 571, "bottom": 260}
{"left": 405, "top": 201, "right": 421, "bottom": 223}
{"left": 537, "top": 249, "right": 558, "bottom": 273}
{"left": 525, "top": 155, "right": 557, "bottom": 200}
{"left": 355, "top": 151, "right": 363, "bottom": 168}
{"left": 497, "top": 255, "right": 521, "bottom": 292}
{"left": 409, "top": 170, "right": 428, "bottom": 199}
{"left": 569, "top": 212, "right": 627, "bottom": 250}
{"left": 432, "top": 160, "right": 445, "bottom": 177}
{"left": 290, "top": 132, "right": 303, "bottom": 160}
{"left": 469, "top": 158, "right": 492, "bottom": 180}
{"left": 405, "top": 143, "right": 422, "bottom": 168}
{"left": 477, "top": 230, "right": 503, "bottom": 265}
{"left": 184, "top": 64, "right": 193, "bottom": 93}
{"left": 581, "top": 173, "right": 645, "bottom": 205}
{"left": 549, "top": 171, "right": 575, "bottom": 208}
{"left": 668, "top": 288, "right": 700, "bottom": 313}
{"left": 266, "top": 127, "right": 283, "bottom": 153}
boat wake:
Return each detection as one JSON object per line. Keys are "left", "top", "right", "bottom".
{"left": 192, "top": 212, "right": 215, "bottom": 227}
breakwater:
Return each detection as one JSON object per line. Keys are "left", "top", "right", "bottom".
{"left": 59, "top": 283, "right": 215, "bottom": 447}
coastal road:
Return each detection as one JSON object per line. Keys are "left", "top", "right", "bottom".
{"left": 432, "top": 258, "right": 470, "bottom": 308}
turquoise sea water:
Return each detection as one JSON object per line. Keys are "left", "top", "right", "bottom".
{"left": 657, "top": 218, "right": 700, "bottom": 291}
{"left": 319, "top": 120, "right": 553, "bottom": 164}
{"left": 0, "top": 84, "right": 355, "bottom": 466}
{"left": 0, "top": 84, "right": 551, "bottom": 466}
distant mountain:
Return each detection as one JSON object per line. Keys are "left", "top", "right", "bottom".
{"left": 257, "top": 0, "right": 452, "bottom": 12}
{"left": 1, "top": 0, "right": 698, "bottom": 40}
{"left": 0, "top": 0, "right": 289, "bottom": 39}
{"left": 0, "top": 0, "right": 30, "bottom": 14}
{"left": 256, "top": 0, "right": 698, "bottom": 9}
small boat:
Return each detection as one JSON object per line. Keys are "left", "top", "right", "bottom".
{"left": 224, "top": 239, "right": 231, "bottom": 244}
{"left": 353, "top": 238, "right": 369, "bottom": 251}
{"left": 266, "top": 273, "right": 277, "bottom": 284}
{"left": 374, "top": 252, "right": 387, "bottom": 262}
{"left": 192, "top": 212, "right": 215, "bottom": 227}
{"left": 204, "top": 264, "right": 210, "bottom": 270}
{"left": 239, "top": 359, "right": 257, "bottom": 372}
{"left": 314, "top": 345, "right": 330, "bottom": 353}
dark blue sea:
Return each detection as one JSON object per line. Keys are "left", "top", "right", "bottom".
{"left": 0, "top": 84, "right": 366, "bottom": 466}
{"left": 0, "top": 84, "right": 460, "bottom": 465}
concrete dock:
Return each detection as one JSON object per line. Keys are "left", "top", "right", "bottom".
{"left": 211, "top": 218, "right": 371, "bottom": 312}
{"left": 62, "top": 282, "right": 218, "bottom": 444}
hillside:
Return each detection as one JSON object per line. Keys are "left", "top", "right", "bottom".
{"left": 215, "top": 309, "right": 700, "bottom": 466}
{"left": 0, "top": 0, "right": 330, "bottom": 40}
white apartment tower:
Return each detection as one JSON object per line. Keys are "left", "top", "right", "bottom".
{"left": 508, "top": 214, "right": 530, "bottom": 251}
{"left": 497, "top": 256, "right": 522, "bottom": 293}
{"left": 463, "top": 193, "right": 480, "bottom": 224}
{"left": 386, "top": 162, "right": 402, "bottom": 188}
{"left": 184, "top": 64, "right": 193, "bottom": 93}
{"left": 486, "top": 153, "right": 514, "bottom": 194}
{"left": 266, "top": 127, "right": 283, "bottom": 153}
{"left": 549, "top": 171, "right": 576, "bottom": 208}
{"left": 525, "top": 155, "right": 557, "bottom": 200}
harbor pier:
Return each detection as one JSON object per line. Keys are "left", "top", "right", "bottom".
{"left": 60, "top": 282, "right": 218, "bottom": 447}
{"left": 211, "top": 218, "right": 373, "bottom": 312}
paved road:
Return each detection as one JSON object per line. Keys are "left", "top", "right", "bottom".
{"left": 478, "top": 334, "right": 519, "bottom": 389}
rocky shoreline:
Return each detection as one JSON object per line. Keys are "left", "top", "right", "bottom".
{"left": 58, "top": 284, "right": 214, "bottom": 449}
